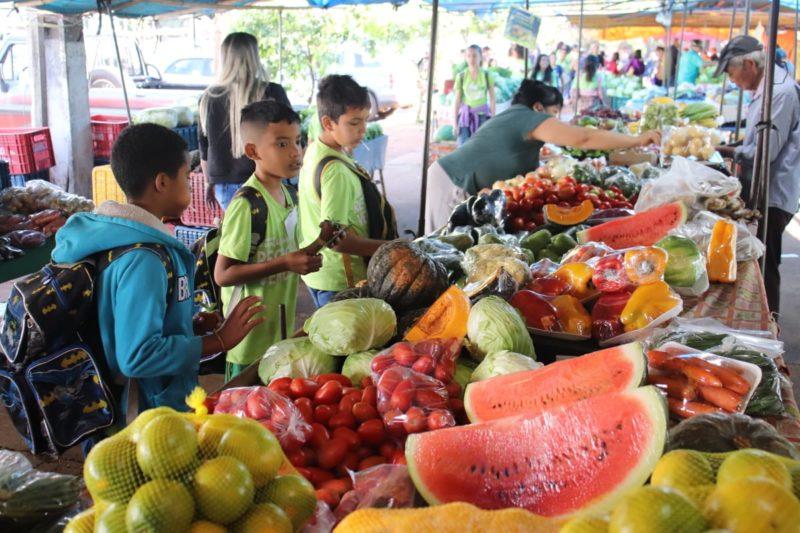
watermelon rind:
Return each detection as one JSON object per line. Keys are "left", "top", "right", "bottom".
{"left": 577, "top": 201, "right": 688, "bottom": 248}
{"left": 463, "top": 341, "right": 648, "bottom": 423}
{"left": 406, "top": 386, "right": 668, "bottom": 518}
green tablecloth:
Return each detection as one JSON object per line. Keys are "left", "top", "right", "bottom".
{"left": 0, "top": 236, "right": 54, "bottom": 284}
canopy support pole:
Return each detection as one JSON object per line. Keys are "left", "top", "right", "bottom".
{"left": 795, "top": 0, "right": 798, "bottom": 77}
{"left": 523, "top": 0, "right": 530, "bottom": 78}
{"left": 417, "top": 0, "right": 439, "bottom": 237}
{"left": 719, "top": 0, "right": 738, "bottom": 117}
{"left": 574, "top": 0, "right": 584, "bottom": 116}
{"left": 734, "top": 0, "right": 752, "bottom": 140}
{"left": 279, "top": 9, "right": 284, "bottom": 85}
{"left": 753, "top": 0, "right": 781, "bottom": 273}
{"left": 105, "top": 2, "right": 132, "bottom": 122}
{"left": 672, "top": 0, "right": 688, "bottom": 100}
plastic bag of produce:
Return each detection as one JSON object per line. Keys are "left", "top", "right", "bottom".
{"left": 655, "top": 235, "right": 709, "bottom": 296}
{"left": 466, "top": 296, "right": 535, "bottom": 360}
{"left": 133, "top": 106, "right": 179, "bottom": 128}
{"left": 5, "top": 229, "right": 46, "bottom": 249}
{"left": 212, "top": 386, "right": 312, "bottom": 451}
{"left": 670, "top": 210, "right": 765, "bottom": 261}
{"left": 0, "top": 450, "right": 81, "bottom": 522}
{"left": 333, "top": 465, "right": 416, "bottom": 522}
{"left": 470, "top": 350, "right": 542, "bottom": 381}
{"left": 304, "top": 299, "right": 397, "bottom": 356}
{"left": 462, "top": 244, "right": 529, "bottom": 273}
{"left": 635, "top": 157, "right": 740, "bottom": 213}
{"left": 173, "top": 106, "right": 195, "bottom": 127}
{"left": 375, "top": 366, "right": 457, "bottom": 440}
{"left": 258, "top": 337, "right": 338, "bottom": 384}
{"left": 370, "top": 338, "right": 462, "bottom": 386}
{"left": 0, "top": 180, "right": 93, "bottom": 215}
{"left": 342, "top": 351, "right": 378, "bottom": 387}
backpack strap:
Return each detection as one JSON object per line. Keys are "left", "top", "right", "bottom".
{"left": 314, "top": 155, "right": 372, "bottom": 199}
{"left": 230, "top": 185, "right": 269, "bottom": 262}
{"left": 94, "top": 243, "right": 176, "bottom": 300}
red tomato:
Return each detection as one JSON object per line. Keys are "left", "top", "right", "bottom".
{"left": 600, "top": 201, "right": 612, "bottom": 210}
{"left": 445, "top": 381, "right": 462, "bottom": 398}
{"left": 317, "top": 437, "right": 349, "bottom": 469}
{"left": 357, "top": 418, "right": 387, "bottom": 446}
{"left": 403, "top": 407, "right": 428, "bottom": 434}
{"left": 293, "top": 397, "right": 314, "bottom": 424}
{"left": 388, "top": 380, "right": 414, "bottom": 411}
{"left": 287, "top": 447, "right": 316, "bottom": 468}
{"left": 411, "top": 356, "right": 435, "bottom": 375}
{"left": 434, "top": 360, "right": 455, "bottom": 383}
{"left": 356, "top": 446, "right": 374, "bottom": 459}
{"left": 449, "top": 398, "right": 464, "bottom": 413}
{"left": 306, "top": 467, "right": 335, "bottom": 487}
{"left": 510, "top": 290, "right": 561, "bottom": 330}
{"left": 295, "top": 467, "right": 312, "bottom": 481}
{"left": 343, "top": 451, "right": 360, "bottom": 471}
{"left": 391, "top": 450, "right": 407, "bottom": 465}
{"left": 339, "top": 395, "right": 359, "bottom": 414}
{"left": 244, "top": 393, "right": 270, "bottom": 420}
{"left": 382, "top": 409, "right": 406, "bottom": 438}
{"left": 360, "top": 376, "right": 374, "bottom": 389}
{"left": 314, "top": 380, "right": 343, "bottom": 405}
{"left": 511, "top": 188, "right": 523, "bottom": 202}
{"left": 314, "top": 404, "right": 336, "bottom": 425}
{"left": 378, "top": 441, "right": 397, "bottom": 459}
{"left": 315, "top": 488, "right": 340, "bottom": 508}
{"left": 352, "top": 401, "right": 379, "bottom": 422}
{"left": 320, "top": 478, "right": 352, "bottom": 496}
{"left": 358, "top": 456, "right": 387, "bottom": 471}
{"left": 524, "top": 187, "right": 538, "bottom": 200}
{"left": 392, "top": 343, "right": 418, "bottom": 367}
{"left": 370, "top": 355, "right": 395, "bottom": 374}
{"left": 427, "top": 409, "right": 456, "bottom": 430}
{"left": 309, "top": 423, "right": 330, "bottom": 449}
{"left": 557, "top": 185, "right": 576, "bottom": 200}
{"left": 512, "top": 216, "right": 527, "bottom": 232}
{"left": 362, "top": 386, "right": 378, "bottom": 407}
{"left": 316, "top": 374, "right": 352, "bottom": 387}
{"left": 545, "top": 193, "right": 559, "bottom": 204}
{"left": 289, "top": 378, "right": 319, "bottom": 399}
{"left": 332, "top": 427, "right": 361, "bottom": 450}
{"left": 267, "top": 377, "right": 292, "bottom": 397}
{"left": 414, "top": 389, "right": 447, "bottom": 409}
{"left": 328, "top": 411, "right": 357, "bottom": 431}
{"left": 524, "top": 220, "right": 539, "bottom": 232}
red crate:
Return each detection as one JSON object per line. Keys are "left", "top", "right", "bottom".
{"left": 91, "top": 115, "right": 129, "bottom": 160}
{"left": 183, "top": 170, "right": 223, "bottom": 227}
{"left": 0, "top": 127, "right": 55, "bottom": 175}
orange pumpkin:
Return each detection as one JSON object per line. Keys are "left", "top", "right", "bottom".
{"left": 543, "top": 200, "right": 595, "bottom": 226}
{"left": 404, "top": 286, "right": 470, "bottom": 342}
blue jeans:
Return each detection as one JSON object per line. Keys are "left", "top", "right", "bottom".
{"left": 215, "top": 183, "right": 242, "bottom": 211}
{"left": 456, "top": 114, "right": 489, "bottom": 146}
{"left": 308, "top": 288, "right": 338, "bottom": 308}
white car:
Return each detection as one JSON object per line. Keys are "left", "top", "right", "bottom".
{"left": 157, "top": 57, "right": 215, "bottom": 90}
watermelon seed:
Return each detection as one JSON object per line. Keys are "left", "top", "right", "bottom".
{"left": 616, "top": 422, "right": 623, "bottom": 430}
{"left": 513, "top": 462, "right": 520, "bottom": 474}
{"left": 480, "top": 465, "right": 486, "bottom": 475}
{"left": 470, "top": 464, "right": 477, "bottom": 473}
{"left": 495, "top": 470, "right": 501, "bottom": 480}
{"left": 504, "top": 467, "right": 510, "bottom": 478}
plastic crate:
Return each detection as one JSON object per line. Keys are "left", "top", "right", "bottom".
{"left": 174, "top": 225, "right": 212, "bottom": 248}
{"left": 174, "top": 124, "right": 199, "bottom": 151}
{"left": 610, "top": 97, "right": 631, "bottom": 111}
{"left": 352, "top": 135, "right": 388, "bottom": 174}
{"left": 91, "top": 115, "right": 129, "bottom": 160}
{"left": 92, "top": 164, "right": 126, "bottom": 204}
{"left": 0, "top": 127, "right": 55, "bottom": 175}
{"left": 183, "top": 171, "right": 223, "bottom": 227}
{"left": 0, "top": 160, "right": 9, "bottom": 189}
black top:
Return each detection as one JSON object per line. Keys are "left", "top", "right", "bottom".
{"left": 198, "top": 82, "right": 291, "bottom": 185}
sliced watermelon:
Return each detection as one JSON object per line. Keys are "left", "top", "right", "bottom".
{"left": 406, "top": 386, "right": 668, "bottom": 518}
{"left": 577, "top": 201, "right": 688, "bottom": 249}
{"left": 464, "top": 342, "right": 646, "bottom": 423}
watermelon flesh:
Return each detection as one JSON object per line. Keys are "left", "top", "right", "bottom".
{"left": 577, "top": 201, "right": 688, "bottom": 249}
{"left": 406, "top": 386, "right": 668, "bottom": 518}
{"left": 464, "top": 342, "right": 646, "bottom": 423}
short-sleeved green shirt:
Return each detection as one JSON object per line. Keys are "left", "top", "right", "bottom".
{"left": 455, "top": 69, "right": 494, "bottom": 108}
{"left": 219, "top": 174, "right": 298, "bottom": 365}
{"left": 298, "top": 139, "right": 368, "bottom": 292}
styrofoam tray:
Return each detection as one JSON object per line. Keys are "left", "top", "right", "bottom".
{"left": 598, "top": 297, "right": 683, "bottom": 347}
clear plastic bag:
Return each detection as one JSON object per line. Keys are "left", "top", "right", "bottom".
{"left": 333, "top": 465, "right": 416, "bottom": 523}
{"left": 301, "top": 501, "right": 337, "bottom": 533}
{"left": 370, "top": 339, "right": 462, "bottom": 385}
{"left": 0, "top": 450, "right": 81, "bottom": 522}
{"left": 0, "top": 179, "right": 94, "bottom": 215}
{"left": 661, "top": 126, "right": 722, "bottom": 161}
{"left": 670, "top": 210, "right": 765, "bottom": 262}
{"left": 635, "top": 157, "right": 740, "bottom": 213}
{"left": 212, "top": 386, "right": 313, "bottom": 451}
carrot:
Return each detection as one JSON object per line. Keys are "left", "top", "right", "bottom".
{"left": 682, "top": 356, "right": 750, "bottom": 394}
{"left": 667, "top": 398, "right": 722, "bottom": 419}
{"left": 646, "top": 350, "right": 671, "bottom": 368}
{"left": 681, "top": 364, "right": 723, "bottom": 388}
{"left": 698, "top": 386, "right": 742, "bottom": 413}
{"left": 648, "top": 375, "right": 696, "bottom": 400}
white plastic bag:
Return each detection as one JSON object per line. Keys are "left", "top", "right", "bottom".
{"left": 635, "top": 157, "right": 741, "bottom": 212}
{"left": 670, "top": 210, "right": 765, "bottom": 261}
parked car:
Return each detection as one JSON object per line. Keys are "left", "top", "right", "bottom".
{"left": 326, "top": 50, "right": 399, "bottom": 117}
{"left": 157, "top": 57, "right": 215, "bottom": 90}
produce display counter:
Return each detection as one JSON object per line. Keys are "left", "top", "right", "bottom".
{"left": 0, "top": 236, "right": 54, "bottom": 284}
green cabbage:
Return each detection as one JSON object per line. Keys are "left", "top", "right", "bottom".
{"left": 258, "top": 337, "right": 337, "bottom": 384}
{"left": 453, "top": 360, "right": 477, "bottom": 390}
{"left": 173, "top": 106, "right": 195, "bottom": 127}
{"left": 471, "top": 350, "right": 542, "bottom": 382}
{"left": 341, "top": 351, "right": 378, "bottom": 385}
{"left": 466, "top": 296, "right": 535, "bottom": 361}
{"left": 304, "top": 298, "right": 397, "bottom": 355}
{"left": 133, "top": 107, "right": 178, "bottom": 128}
{"left": 656, "top": 236, "right": 705, "bottom": 288}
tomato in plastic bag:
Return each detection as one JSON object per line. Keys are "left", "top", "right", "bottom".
{"left": 375, "top": 367, "right": 455, "bottom": 439}
{"left": 333, "top": 464, "right": 416, "bottom": 523}
{"left": 370, "top": 338, "right": 462, "bottom": 385}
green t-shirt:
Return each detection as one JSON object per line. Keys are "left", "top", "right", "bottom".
{"left": 298, "top": 139, "right": 368, "bottom": 292}
{"left": 455, "top": 69, "right": 495, "bottom": 108}
{"left": 219, "top": 175, "right": 298, "bottom": 365}
{"left": 438, "top": 104, "right": 551, "bottom": 194}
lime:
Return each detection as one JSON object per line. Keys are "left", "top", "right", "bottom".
{"left": 194, "top": 456, "right": 255, "bottom": 525}
{"left": 706, "top": 477, "right": 800, "bottom": 532}
{"left": 136, "top": 413, "right": 198, "bottom": 479}
{"left": 232, "top": 503, "right": 292, "bottom": 533}
{"left": 188, "top": 520, "right": 228, "bottom": 533}
{"left": 64, "top": 507, "right": 94, "bottom": 533}
{"left": 256, "top": 474, "right": 316, "bottom": 530}
{"left": 218, "top": 424, "right": 282, "bottom": 487}
{"left": 95, "top": 502, "right": 127, "bottom": 533}
{"left": 197, "top": 413, "right": 247, "bottom": 458}
{"left": 84, "top": 436, "right": 145, "bottom": 503}
{"left": 126, "top": 479, "right": 195, "bottom": 532}
{"left": 609, "top": 486, "right": 707, "bottom": 533}
{"left": 559, "top": 515, "right": 609, "bottom": 532}
{"left": 717, "top": 448, "right": 792, "bottom": 490}
{"left": 125, "top": 406, "right": 175, "bottom": 443}
{"left": 651, "top": 450, "right": 715, "bottom": 491}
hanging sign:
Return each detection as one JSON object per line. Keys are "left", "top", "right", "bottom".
{"left": 505, "top": 7, "right": 541, "bottom": 50}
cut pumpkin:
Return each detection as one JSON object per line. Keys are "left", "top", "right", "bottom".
{"left": 405, "top": 286, "right": 470, "bottom": 342}
{"left": 543, "top": 200, "right": 595, "bottom": 226}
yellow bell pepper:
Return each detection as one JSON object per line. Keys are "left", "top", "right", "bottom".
{"left": 707, "top": 219, "right": 737, "bottom": 283}
{"left": 620, "top": 281, "right": 681, "bottom": 332}
{"left": 551, "top": 295, "right": 592, "bottom": 336}
{"left": 624, "top": 246, "right": 668, "bottom": 285}
{"left": 553, "top": 262, "right": 594, "bottom": 299}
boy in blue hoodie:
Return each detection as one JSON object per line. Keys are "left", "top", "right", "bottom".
{"left": 52, "top": 124, "right": 264, "bottom": 418}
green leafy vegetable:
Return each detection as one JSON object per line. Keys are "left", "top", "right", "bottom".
{"left": 341, "top": 350, "right": 378, "bottom": 386}
{"left": 258, "top": 337, "right": 338, "bottom": 384}
{"left": 656, "top": 236, "right": 707, "bottom": 288}
{"left": 304, "top": 298, "right": 397, "bottom": 355}
{"left": 470, "top": 350, "right": 542, "bottom": 382}
{"left": 466, "top": 296, "right": 535, "bottom": 361}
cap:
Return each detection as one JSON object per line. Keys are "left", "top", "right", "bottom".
{"left": 714, "top": 35, "right": 764, "bottom": 77}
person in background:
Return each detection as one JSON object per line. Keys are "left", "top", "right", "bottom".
{"left": 677, "top": 40, "right": 705, "bottom": 85}
{"left": 533, "top": 54, "right": 558, "bottom": 87}
{"left": 454, "top": 45, "right": 496, "bottom": 145}
{"left": 572, "top": 56, "right": 604, "bottom": 113}
{"left": 626, "top": 50, "right": 646, "bottom": 77}
{"left": 653, "top": 46, "right": 667, "bottom": 86}
{"left": 668, "top": 39, "right": 680, "bottom": 86}
{"left": 606, "top": 52, "right": 621, "bottom": 76}
{"left": 776, "top": 46, "right": 795, "bottom": 78}
{"left": 715, "top": 36, "right": 800, "bottom": 315}
{"left": 199, "top": 32, "right": 291, "bottom": 211}
{"left": 556, "top": 46, "right": 573, "bottom": 96}
{"left": 709, "top": 47, "right": 719, "bottom": 61}
{"left": 482, "top": 46, "right": 497, "bottom": 68}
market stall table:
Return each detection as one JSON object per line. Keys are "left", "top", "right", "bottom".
{"left": 0, "top": 236, "right": 54, "bottom": 284}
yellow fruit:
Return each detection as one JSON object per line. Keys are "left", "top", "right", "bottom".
{"left": 197, "top": 413, "right": 247, "bottom": 458}
{"left": 181, "top": 411, "right": 206, "bottom": 430}
{"left": 705, "top": 478, "right": 800, "bottom": 532}
{"left": 194, "top": 456, "right": 255, "bottom": 525}
{"left": 84, "top": 436, "right": 145, "bottom": 503}
{"left": 95, "top": 502, "right": 127, "bottom": 533}
{"left": 188, "top": 520, "right": 228, "bottom": 533}
{"left": 651, "top": 450, "right": 714, "bottom": 490}
{"left": 716, "top": 449, "right": 792, "bottom": 490}
{"left": 64, "top": 507, "right": 94, "bottom": 533}
{"left": 124, "top": 406, "right": 176, "bottom": 443}
{"left": 676, "top": 484, "right": 714, "bottom": 510}
{"left": 257, "top": 474, "right": 316, "bottom": 530}
{"left": 136, "top": 414, "right": 198, "bottom": 479}
{"left": 126, "top": 479, "right": 195, "bottom": 532}
{"left": 218, "top": 424, "right": 282, "bottom": 488}
{"left": 609, "top": 486, "right": 706, "bottom": 533}
{"left": 559, "top": 514, "right": 609, "bottom": 532}
{"left": 232, "top": 503, "right": 293, "bottom": 533}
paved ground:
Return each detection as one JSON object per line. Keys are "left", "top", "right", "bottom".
{"left": 2, "top": 107, "right": 799, "bottom": 471}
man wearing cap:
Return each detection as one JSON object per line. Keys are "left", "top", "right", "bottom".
{"left": 716, "top": 35, "right": 800, "bottom": 315}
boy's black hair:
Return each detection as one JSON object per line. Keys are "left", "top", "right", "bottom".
{"left": 316, "top": 75, "right": 370, "bottom": 124}
{"left": 111, "top": 123, "right": 187, "bottom": 199}
{"left": 241, "top": 99, "right": 301, "bottom": 129}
